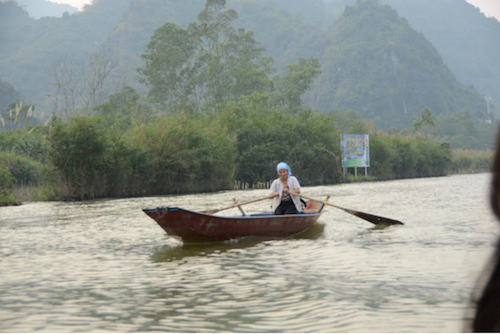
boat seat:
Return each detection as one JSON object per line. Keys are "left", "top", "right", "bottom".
{"left": 304, "top": 199, "right": 323, "bottom": 213}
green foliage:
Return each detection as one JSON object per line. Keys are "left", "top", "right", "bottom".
{"left": 217, "top": 100, "right": 342, "bottom": 186}
{"left": 93, "top": 86, "right": 153, "bottom": 131}
{"left": 0, "top": 102, "right": 484, "bottom": 203}
{"left": 138, "top": 23, "right": 199, "bottom": 110}
{"left": 0, "top": 165, "right": 14, "bottom": 192}
{"left": 435, "top": 109, "right": 497, "bottom": 150}
{"left": 411, "top": 107, "right": 435, "bottom": 135}
{"left": 288, "top": 111, "right": 342, "bottom": 185}
{"left": 0, "top": 151, "right": 48, "bottom": 186}
{"left": 138, "top": 0, "right": 275, "bottom": 111}
{"left": 0, "top": 127, "right": 50, "bottom": 194}
{"left": 312, "top": 0, "right": 488, "bottom": 130}
{"left": 126, "top": 113, "right": 237, "bottom": 194}
{"left": 1, "top": 0, "right": 497, "bottom": 203}
{"left": 367, "top": 132, "right": 452, "bottom": 180}
{"left": 273, "top": 57, "right": 322, "bottom": 113}
{"left": 46, "top": 115, "right": 148, "bottom": 199}
{"left": 0, "top": 127, "right": 48, "bottom": 162}
{"left": 450, "top": 149, "right": 493, "bottom": 174}
{"left": 2, "top": 0, "right": 496, "bottom": 147}
{"left": 45, "top": 112, "right": 236, "bottom": 199}
{"left": 382, "top": 0, "right": 500, "bottom": 116}
{"left": 0, "top": 165, "right": 20, "bottom": 206}
{"left": 48, "top": 116, "right": 113, "bottom": 199}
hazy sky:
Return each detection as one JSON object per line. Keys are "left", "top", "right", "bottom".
{"left": 49, "top": 0, "right": 500, "bottom": 22}
{"left": 465, "top": 0, "right": 500, "bottom": 21}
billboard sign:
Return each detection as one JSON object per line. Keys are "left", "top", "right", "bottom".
{"left": 341, "top": 134, "right": 370, "bottom": 168}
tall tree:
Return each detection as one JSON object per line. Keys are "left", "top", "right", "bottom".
{"left": 273, "top": 57, "right": 321, "bottom": 113}
{"left": 49, "top": 51, "right": 117, "bottom": 116}
{"left": 138, "top": 22, "right": 200, "bottom": 111}
{"left": 138, "top": 0, "right": 274, "bottom": 112}
{"left": 411, "top": 107, "right": 436, "bottom": 139}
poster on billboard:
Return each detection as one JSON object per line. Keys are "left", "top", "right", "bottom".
{"left": 341, "top": 134, "right": 370, "bottom": 168}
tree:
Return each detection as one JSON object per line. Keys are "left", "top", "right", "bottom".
{"left": 196, "top": 0, "right": 239, "bottom": 107}
{"left": 49, "top": 51, "right": 117, "bottom": 116}
{"left": 81, "top": 50, "right": 117, "bottom": 111}
{"left": 137, "top": 0, "right": 275, "bottom": 112}
{"left": 228, "top": 29, "right": 274, "bottom": 98}
{"left": 273, "top": 57, "right": 321, "bottom": 112}
{"left": 0, "top": 165, "right": 20, "bottom": 206}
{"left": 411, "top": 107, "right": 437, "bottom": 139}
{"left": 196, "top": 0, "right": 276, "bottom": 109}
{"left": 138, "top": 22, "right": 199, "bottom": 111}
{"left": 48, "top": 116, "right": 111, "bottom": 199}
{"left": 49, "top": 55, "right": 82, "bottom": 114}
{"left": 93, "top": 86, "right": 152, "bottom": 130}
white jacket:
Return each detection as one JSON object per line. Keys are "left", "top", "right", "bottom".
{"left": 269, "top": 176, "right": 302, "bottom": 213}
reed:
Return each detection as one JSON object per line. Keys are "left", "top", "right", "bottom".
{"left": 12, "top": 184, "right": 55, "bottom": 202}
{"left": 450, "top": 149, "right": 493, "bottom": 174}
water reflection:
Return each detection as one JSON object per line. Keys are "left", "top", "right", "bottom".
{"left": 151, "top": 223, "right": 326, "bottom": 262}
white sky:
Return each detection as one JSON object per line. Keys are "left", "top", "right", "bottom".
{"left": 48, "top": 0, "right": 500, "bottom": 22}
{"left": 48, "top": 0, "right": 91, "bottom": 10}
{"left": 465, "top": 0, "right": 500, "bottom": 21}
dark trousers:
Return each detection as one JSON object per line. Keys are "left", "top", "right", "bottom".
{"left": 275, "top": 200, "right": 298, "bottom": 215}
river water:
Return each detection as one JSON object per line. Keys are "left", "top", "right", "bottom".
{"left": 0, "top": 173, "right": 499, "bottom": 332}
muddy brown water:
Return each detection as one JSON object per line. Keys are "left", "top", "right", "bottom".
{"left": 0, "top": 173, "right": 498, "bottom": 332}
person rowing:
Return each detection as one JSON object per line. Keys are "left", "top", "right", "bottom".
{"left": 268, "top": 162, "right": 302, "bottom": 215}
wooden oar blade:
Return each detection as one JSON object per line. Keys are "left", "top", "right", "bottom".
{"left": 346, "top": 208, "right": 404, "bottom": 225}
{"left": 292, "top": 191, "right": 404, "bottom": 225}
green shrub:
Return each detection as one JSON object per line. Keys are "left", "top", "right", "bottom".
{"left": 126, "top": 113, "right": 237, "bottom": 195}
{"left": 48, "top": 116, "right": 112, "bottom": 199}
{"left": 450, "top": 149, "right": 493, "bottom": 174}
{"left": 0, "top": 166, "right": 20, "bottom": 206}
{"left": 368, "top": 132, "right": 452, "bottom": 180}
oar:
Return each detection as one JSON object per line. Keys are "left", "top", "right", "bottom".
{"left": 289, "top": 191, "right": 404, "bottom": 225}
{"left": 233, "top": 198, "right": 246, "bottom": 216}
{"left": 203, "top": 195, "right": 270, "bottom": 214}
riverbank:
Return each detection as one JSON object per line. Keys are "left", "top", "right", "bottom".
{"left": 9, "top": 169, "right": 492, "bottom": 205}
{"left": 2, "top": 145, "right": 493, "bottom": 206}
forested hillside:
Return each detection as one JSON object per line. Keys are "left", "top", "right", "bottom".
{"left": 0, "top": 0, "right": 130, "bottom": 108}
{"left": 0, "top": 0, "right": 495, "bottom": 204}
{"left": 311, "top": 0, "right": 487, "bottom": 129}
{"left": 0, "top": 0, "right": 498, "bottom": 139}
{"left": 382, "top": 0, "right": 500, "bottom": 119}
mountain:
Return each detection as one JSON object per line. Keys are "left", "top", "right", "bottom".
{"left": 1, "top": 0, "right": 78, "bottom": 18}
{"left": 0, "top": 0, "right": 130, "bottom": 107}
{"left": 381, "top": 0, "right": 500, "bottom": 123}
{"left": 310, "top": 0, "right": 487, "bottom": 129}
{"left": 103, "top": 0, "right": 205, "bottom": 89}
{"left": 0, "top": 0, "right": 497, "bottom": 131}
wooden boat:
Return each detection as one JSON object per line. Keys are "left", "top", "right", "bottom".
{"left": 143, "top": 207, "right": 324, "bottom": 243}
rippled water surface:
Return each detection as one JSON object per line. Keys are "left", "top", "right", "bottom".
{"left": 1, "top": 174, "right": 499, "bottom": 332}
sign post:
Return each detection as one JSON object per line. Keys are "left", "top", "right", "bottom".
{"left": 341, "top": 134, "right": 370, "bottom": 177}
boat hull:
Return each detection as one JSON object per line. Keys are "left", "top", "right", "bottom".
{"left": 143, "top": 207, "right": 323, "bottom": 242}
